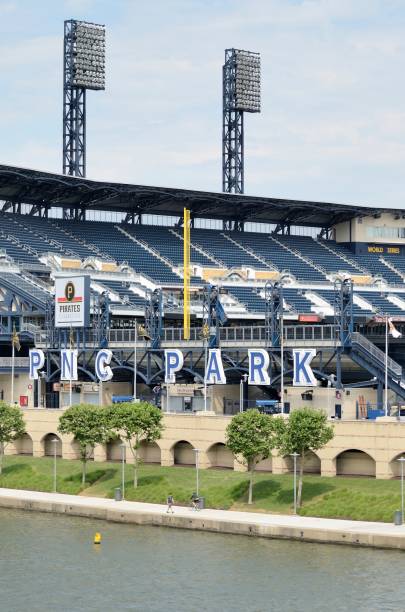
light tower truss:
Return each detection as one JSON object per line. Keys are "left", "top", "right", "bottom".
{"left": 63, "top": 19, "right": 106, "bottom": 177}
{"left": 222, "top": 48, "right": 261, "bottom": 194}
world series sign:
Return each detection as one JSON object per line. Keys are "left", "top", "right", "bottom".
{"left": 55, "top": 276, "right": 90, "bottom": 328}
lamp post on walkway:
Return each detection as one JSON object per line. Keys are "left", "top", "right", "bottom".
{"left": 193, "top": 448, "right": 200, "bottom": 496}
{"left": 51, "top": 438, "right": 58, "bottom": 493}
{"left": 120, "top": 443, "right": 126, "bottom": 501}
{"left": 239, "top": 373, "right": 248, "bottom": 412}
{"left": 398, "top": 456, "right": 405, "bottom": 524}
{"left": 290, "top": 452, "right": 300, "bottom": 515}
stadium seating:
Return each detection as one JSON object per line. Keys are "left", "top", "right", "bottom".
{"left": 226, "top": 287, "right": 267, "bottom": 312}
{"left": 232, "top": 232, "right": 326, "bottom": 281}
{"left": 55, "top": 220, "right": 185, "bottom": 284}
{"left": 2, "top": 210, "right": 405, "bottom": 320}
{"left": 283, "top": 288, "right": 316, "bottom": 313}
{"left": 320, "top": 240, "right": 403, "bottom": 284}
{"left": 124, "top": 226, "right": 215, "bottom": 268}
{"left": 99, "top": 279, "right": 145, "bottom": 307}
{"left": 279, "top": 236, "right": 359, "bottom": 275}
{"left": 191, "top": 229, "right": 268, "bottom": 269}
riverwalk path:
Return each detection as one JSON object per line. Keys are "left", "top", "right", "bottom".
{"left": 0, "top": 487, "right": 404, "bottom": 550}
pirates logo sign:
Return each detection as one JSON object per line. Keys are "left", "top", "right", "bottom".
{"left": 65, "top": 281, "right": 75, "bottom": 302}
{"left": 55, "top": 276, "right": 90, "bottom": 328}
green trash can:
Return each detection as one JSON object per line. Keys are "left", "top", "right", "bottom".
{"left": 394, "top": 510, "right": 402, "bottom": 525}
{"left": 114, "top": 487, "right": 122, "bottom": 502}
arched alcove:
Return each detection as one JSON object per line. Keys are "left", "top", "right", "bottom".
{"left": 173, "top": 441, "right": 195, "bottom": 466}
{"left": 14, "top": 433, "right": 33, "bottom": 456}
{"left": 207, "top": 443, "right": 234, "bottom": 469}
{"left": 42, "top": 433, "right": 62, "bottom": 457}
{"left": 336, "top": 449, "right": 376, "bottom": 477}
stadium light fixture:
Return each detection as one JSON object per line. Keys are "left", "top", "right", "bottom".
{"left": 70, "top": 22, "right": 106, "bottom": 90}
{"left": 222, "top": 48, "right": 261, "bottom": 194}
{"left": 63, "top": 19, "right": 106, "bottom": 180}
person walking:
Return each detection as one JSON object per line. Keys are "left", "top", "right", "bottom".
{"left": 190, "top": 492, "right": 200, "bottom": 511}
{"left": 166, "top": 494, "right": 174, "bottom": 514}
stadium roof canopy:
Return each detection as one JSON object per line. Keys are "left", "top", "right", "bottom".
{"left": 0, "top": 164, "right": 400, "bottom": 227}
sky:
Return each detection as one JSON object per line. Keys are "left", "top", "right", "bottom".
{"left": 1, "top": 0, "right": 405, "bottom": 208}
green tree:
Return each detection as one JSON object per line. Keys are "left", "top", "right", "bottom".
{"left": 226, "top": 409, "right": 278, "bottom": 504}
{"left": 106, "top": 401, "right": 164, "bottom": 487}
{"left": 275, "top": 408, "right": 334, "bottom": 509}
{"left": 0, "top": 401, "right": 25, "bottom": 474}
{"left": 58, "top": 404, "right": 109, "bottom": 484}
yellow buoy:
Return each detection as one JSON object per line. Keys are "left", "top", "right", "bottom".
{"left": 94, "top": 532, "right": 102, "bottom": 545}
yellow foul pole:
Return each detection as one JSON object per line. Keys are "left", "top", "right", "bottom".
{"left": 183, "top": 207, "right": 190, "bottom": 340}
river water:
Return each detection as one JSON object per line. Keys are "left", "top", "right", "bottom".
{"left": 0, "top": 508, "right": 403, "bottom": 612}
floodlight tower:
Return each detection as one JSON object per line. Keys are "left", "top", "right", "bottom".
{"left": 63, "top": 20, "right": 106, "bottom": 177}
{"left": 222, "top": 49, "right": 261, "bottom": 194}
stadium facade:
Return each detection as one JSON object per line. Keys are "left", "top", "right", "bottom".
{"left": 2, "top": 164, "right": 405, "bottom": 477}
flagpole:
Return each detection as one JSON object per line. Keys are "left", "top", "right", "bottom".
{"left": 11, "top": 341, "right": 15, "bottom": 406}
{"left": 280, "top": 310, "right": 284, "bottom": 415}
{"left": 133, "top": 322, "right": 137, "bottom": 402}
{"left": 69, "top": 328, "right": 73, "bottom": 408}
{"left": 204, "top": 339, "right": 208, "bottom": 412}
{"left": 385, "top": 315, "right": 388, "bottom": 417}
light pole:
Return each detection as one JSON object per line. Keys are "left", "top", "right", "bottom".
{"left": 280, "top": 306, "right": 284, "bottom": 415}
{"left": 398, "top": 456, "right": 405, "bottom": 524}
{"left": 120, "top": 443, "right": 126, "bottom": 501}
{"left": 51, "top": 437, "right": 59, "bottom": 493}
{"left": 385, "top": 314, "right": 389, "bottom": 416}
{"left": 133, "top": 321, "right": 138, "bottom": 402}
{"left": 193, "top": 448, "right": 200, "bottom": 496}
{"left": 204, "top": 338, "right": 208, "bottom": 412}
{"left": 240, "top": 373, "right": 248, "bottom": 412}
{"left": 290, "top": 452, "right": 299, "bottom": 514}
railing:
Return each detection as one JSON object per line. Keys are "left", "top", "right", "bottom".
{"left": 351, "top": 331, "right": 402, "bottom": 377}
{"left": 21, "top": 322, "right": 42, "bottom": 335}
{"left": 283, "top": 324, "right": 337, "bottom": 343}
{"left": 33, "top": 324, "right": 343, "bottom": 347}
{"left": 20, "top": 270, "right": 51, "bottom": 292}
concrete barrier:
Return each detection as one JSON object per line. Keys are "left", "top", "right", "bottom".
{"left": 0, "top": 488, "right": 404, "bottom": 550}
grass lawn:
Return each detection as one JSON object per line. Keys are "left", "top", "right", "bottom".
{"left": 0, "top": 455, "right": 402, "bottom": 523}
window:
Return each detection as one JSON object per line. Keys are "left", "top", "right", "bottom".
{"left": 367, "top": 226, "right": 405, "bottom": 239}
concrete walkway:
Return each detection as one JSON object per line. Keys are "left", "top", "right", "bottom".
{"left": 0, "top": 487, "right": 404, "bottom": 550}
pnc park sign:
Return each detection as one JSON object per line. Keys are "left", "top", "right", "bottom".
{"left": 29, "top": 347, "right": 318, "bottom": 387}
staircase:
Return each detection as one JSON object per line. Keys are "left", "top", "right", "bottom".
{"left": 349, "top": 332, "right": 405, "bottom": 400}
{"left": 169, "top": 229, "right": 224, "bottom": 266}
{"left": 316, "top": 240, "right": 368, "bottom": 273}
{"left": 222, "top": 234, "right": 278, "bottom": 271}
{"left": 269, "top": 235, "right": 328, "bottom": 278}
{"left": 117, "top": 225, "right": 184, "bottom": 280}
{"left": 53, "top": 221, "right": 114, "bottom": 262}
{"left": 380, "top": 256, "right": 405, "bottom": 281}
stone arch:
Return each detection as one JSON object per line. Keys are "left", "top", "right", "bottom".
{"left": 281, "top": 451, "right": 321, "bottom": 474}
{"left": 302, "top": 450, "right": 321, "bottom": 474}
{"left": 172, "top": 440, "right": 195, "bottom": 466}
{"left": 42, "top": 433, "right": 62, "bottom": 457}
{"left": 206, "top": 442, "right": 234, "bottom": 469}
{"left": 256, "top": 456, "right": 273, "bottom": 472}
{"left": 389, "top": 452, "right": 405, "bottom": 478}
{"left": 138, "top": 440, "right": 161, "bottom": 464}
{"left": 335, "top": 449, "right": 376, "bottom": 477}
{"left": 106, "top": 438, "right": 124, "bottom": 462}
{"left": 70, "top": 438, "right": 94, "bottom": 461}
{"left": 14, "top": 433, "right": 33, "bottom": 456}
